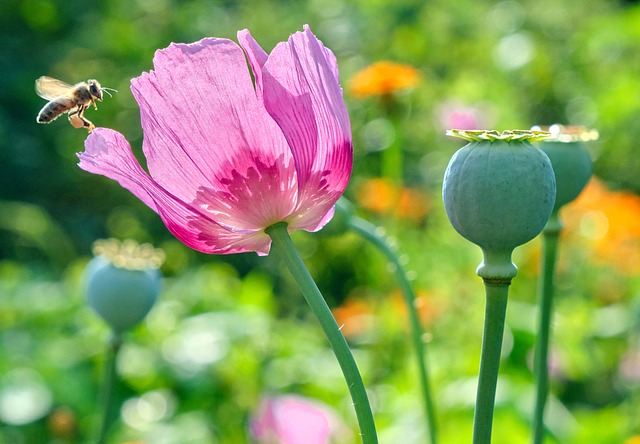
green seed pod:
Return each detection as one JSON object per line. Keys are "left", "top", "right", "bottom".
{"left": 85, "top": 239, "right": 165, "bottom": 334}
{"left": 442, "top": 130, "right": 556, "bottom": 282}
{"left": 533, "top": 125, "right": 596, "bottom": 212}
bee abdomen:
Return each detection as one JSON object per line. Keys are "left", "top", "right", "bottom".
{"left": 36, "top": 98, "right": 74, "bottom": 124}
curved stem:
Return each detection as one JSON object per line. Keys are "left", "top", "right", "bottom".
{"left": 349, "top": 216, "right": 437, "bottom": 444}
{"left": 532, "top": 217, "right": 561, "bottom": 444}
{"left": 266, "top": 222, "right": 378, "bottom": 444}
{"left": 473, "top": 281, "right": 509, "bottom": 444}
{"left": 96, "top": 333, "right": 122, "bottom": 444}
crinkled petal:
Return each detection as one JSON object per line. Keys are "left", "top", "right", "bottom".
{"left": 237, "top": 29, "right": 268, "bottom": 101}
{"left": 263, "top": 26, "right": 351, "bottom": 186}
{"left": 131, "top": 38, "right": 295, "bottom": 214}
{"left": 242, "top": 25, "right": 352, "bottom": 232}
{"left": 77, "top": 128, "right": 273, "bottom": 255}
{"left": 78, "top": 128, "right": 160, "bottom": 213}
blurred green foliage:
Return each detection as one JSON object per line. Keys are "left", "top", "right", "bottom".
{"left": 1, "top": 0, "right": 640, "bottom": 442}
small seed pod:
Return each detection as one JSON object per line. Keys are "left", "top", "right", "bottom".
{"left": 532, "top": 124, "right": 596, "bottom": 216}
{"left": 85, "top": 239, "right": 165, "bottom": 334}
{"left": 442, "top": 130, "right": 556, "bottom": 282}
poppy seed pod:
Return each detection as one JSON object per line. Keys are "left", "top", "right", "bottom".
{"left": 533, "top": 124, "right": 596, "bottom": 213}
{"left": 442, "top": 130, "right": 556, "bottom": 282}
{"left": 85, "top": 239, "right": 164, "bottom": 334}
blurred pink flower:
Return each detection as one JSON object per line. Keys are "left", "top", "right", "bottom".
{"left": 78, "top": 26, "right": 352, "bottom": 255}
{"left": 619, "top": 350, "right": 640, "bottom": 384}
{"left": 435, "top": 100, "right": 495, "bottom": 131}
{"left": 528, "top": 346, "right": 565, "bottom": 380}
{"left": 250, "top": 395, "right": 348, "bottom": 444}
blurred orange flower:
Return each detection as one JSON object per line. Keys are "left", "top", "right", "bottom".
{"left": 355, "top": 177, "right": 431, "bottom": 223}
{"left": 563, "top": 177, "right": 640, "bottom": 274}
{"left": 332, "top": 298, "right": 374, "bottom": 337}
{"left": 349, "top": 61, "right": 421, "bottom": 98}
{"left": 48, "top": 407, "right": 77, "bottom": 440}
{"left": 397, "top": 187, "right": 431, "bottom": 222}
{"left": 624, "top": 436, "right": 640, "bottom": 444}
{"left": 391, "top": 289, "right": 443, "bottom": 328}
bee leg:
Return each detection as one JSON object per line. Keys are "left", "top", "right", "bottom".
{"left": 68, "top": 107, "right": 85, "bottom": 128}
{"left": 91, "top": 99, "right": 98, "bottom": 111}
{"left": 68, "top": 106, "right": 95, "bottom": 133}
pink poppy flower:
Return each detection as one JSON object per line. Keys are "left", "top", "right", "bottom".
{"left": 250, "top": 395, "right": 349, "bottom": 444}
{"left": 435, "top": 100, "right": 495, "bottom": 131}
{"left": 78, "top": 25, "right": 352, "bottom": 255}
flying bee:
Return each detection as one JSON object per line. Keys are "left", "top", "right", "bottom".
{"left": 35, "top": 76, "right": 116, "bottom": 133}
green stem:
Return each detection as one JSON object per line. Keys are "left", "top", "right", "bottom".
{"left": 97, "top": 333, "right": 122, "bottom": 444}
{"left": 266, "top": 222, "right": 378, "bottom": 444}
{"left": 349, "top": 216, "right": 437, "bottom": 444}
{"left": 532, "top": 213, "right": 561, "bottom": 444}
{"left": 473, "top": 281, "right": 510, "bottom": 444}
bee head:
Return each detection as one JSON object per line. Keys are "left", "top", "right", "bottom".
{"left": 87, "top": 80, "right": 103, "bottom": 102}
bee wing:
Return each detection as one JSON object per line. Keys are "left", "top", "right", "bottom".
{"left": 35, "top": 76, "right": 75, "bottom": 100}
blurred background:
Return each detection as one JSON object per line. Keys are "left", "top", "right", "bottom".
{"left": 1, "top": 0, "right": 640, "bottom": 442}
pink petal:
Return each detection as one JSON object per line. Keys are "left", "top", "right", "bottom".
{"left": 78, "top": 128, "right": 273, "bottom": 255}
{"left": 241, "top": 26, "right": 352, "bottom": 231}
{"left": 77, "top": 128, "right": 162, "bottom": 213}
{"left": 274, "top": 398, "right": 331, "bottom": 444}
{"left": 251, "top": 395, "right": 335, "bottom": 444}
{"left": 132, "top": 37, "right": 309, "bottom": 235}
{"left": 237, "top": 29, "right": 268, "bottom": 101}
{"left": 131, "top": 38, "right": 295, "bottom": 210}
